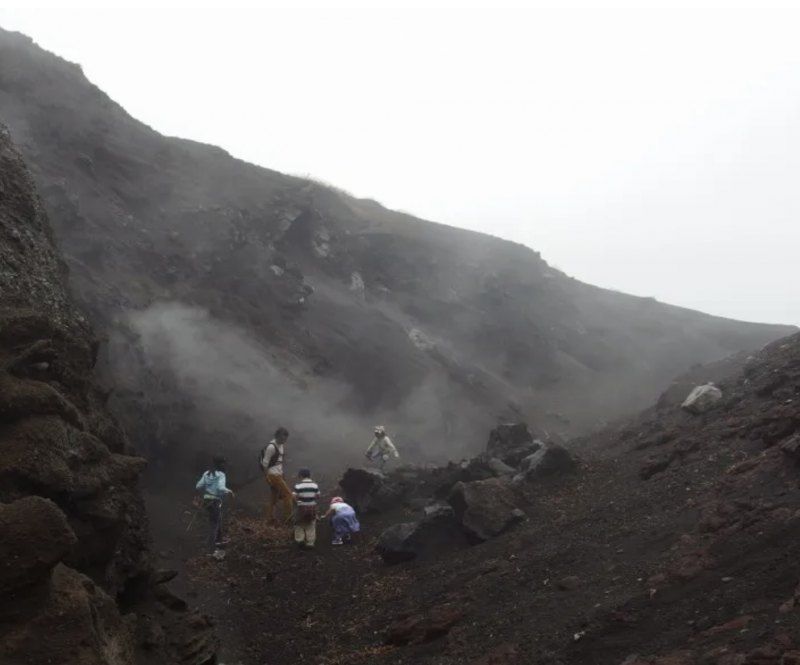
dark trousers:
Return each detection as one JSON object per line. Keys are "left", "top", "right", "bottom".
{"left": 204, "top": 498, "right": 223, "bottom": 550}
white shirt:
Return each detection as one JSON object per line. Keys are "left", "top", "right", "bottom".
{"left": 262, "top": 440, "right": 284, "bottom": 476}
{"left": 366, "top": 435, "right": 399, "bottom": 458}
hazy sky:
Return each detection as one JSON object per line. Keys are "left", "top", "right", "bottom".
{"left": 1, "top": 4, "right": 798, "bottom": 325}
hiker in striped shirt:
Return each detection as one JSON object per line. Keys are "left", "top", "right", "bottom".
{"left": 292, "top": 468, "right": 321, "bottom": 549}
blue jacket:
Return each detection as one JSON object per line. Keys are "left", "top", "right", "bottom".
{"left": 196, "top": 470, "right": 231, "bottom": 499}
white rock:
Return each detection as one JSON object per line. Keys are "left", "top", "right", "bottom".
{"left": 681, "top": 383, "right": 723, "bottom": 414}
{"left": 350, "top": 271, "right": 365, "bottom": 298}
{"left": 408, "top": 328, "right": 435, "bottom": 351}
{"left": 312, "top": 228, "right": 331, "bottom": 258}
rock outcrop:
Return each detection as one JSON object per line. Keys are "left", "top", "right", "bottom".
{"left": 366, "top": 423, "right": 576, "bottom": 560}
{"left": 0, "top": 126, "right": 216, "bottom": 665}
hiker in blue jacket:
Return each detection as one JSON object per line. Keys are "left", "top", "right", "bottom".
{"left": 195, "top": 456, "right": 234, "bottom": 559}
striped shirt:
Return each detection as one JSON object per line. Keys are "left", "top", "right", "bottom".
{"left": 293, "top": 479, "right": 320, "bottom": 506}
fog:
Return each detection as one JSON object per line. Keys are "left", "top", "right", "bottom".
{"left": 125, "top": 302, "right": 487, "bottom": 470}
{"left": 0, "top": 6, "right": 798, "bottom": 324}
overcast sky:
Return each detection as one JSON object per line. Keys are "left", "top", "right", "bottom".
{"left": 1, "top": 5, "right": 798, "bottom": 325}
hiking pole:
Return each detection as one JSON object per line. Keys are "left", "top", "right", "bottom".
{"left": 185, "top": 511, "right": 197, "bottom": 532}
{"left": 185, "top": 498, "right": 203, "bottom": 532}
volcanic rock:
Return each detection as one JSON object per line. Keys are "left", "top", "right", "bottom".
{"left": 340, "top": 467, "right": 402, "bottom": 513}
{"left": 0, "top": 497, "right": 76, "bottom": 597}
{"left": 448, "top": 477, "right": 526, "bottom": 542}
{"left": 0, "top": 125, "right": 217, "bottom": 664}
{"left": 376, "top": 503, "right": 466, "bottom": 564}
{"left": 486, "top": 423, "right": 543, "bottom": 467}
{"left": 385, "top": 603, "right": 466, "bottom": 645}
{"left": 514, "top": 442, "right": 577, "bottom": 482}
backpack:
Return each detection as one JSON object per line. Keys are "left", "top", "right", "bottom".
{"left": 258, "top": 442, "right": 281, "bottom": 469}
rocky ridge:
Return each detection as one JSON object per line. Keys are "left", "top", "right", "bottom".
{"left": 0, "top": 27, "right": 794, "bottom": 474}
{"left": 0, "top": 125, "right": 216, "bottom": 665}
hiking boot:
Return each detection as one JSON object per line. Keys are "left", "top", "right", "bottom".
{"left": 331, "top": 538, "right": 343, "bottom": 546}
{"left": 212, "top": 549, "right": 226, "bottom": 561}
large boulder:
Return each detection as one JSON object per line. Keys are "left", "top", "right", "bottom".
{"left": 0, "top": 563, "right": 136, "bottom": 665}
{"left": 340, "top": 467, "right": 403, "bottom": 513}
{"left": 0, "top": 496, "right": 76, "bottom": 598}
{"left": 376, "top": 504, "right": 467, "bottom": 564}
{"left": 486, "top": 423, "right": 543, "bottom": 467}
{"left": 377, "top": 523, "right": 419, "bottom": 564}
{"left": 448, "top": 477, "right": 526, "bottom": 542}
{"left": 513, "top": 443, "right": 577, "bottom": 483}
{"left": 681, "top": 383, "right": 723, "bottom": 414}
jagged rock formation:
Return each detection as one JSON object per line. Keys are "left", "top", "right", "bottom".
{"left": 0, "top": 28, "right": 795, "bottom": 471}
{"left": 0, "top": 127, "right": 216, "bottom": 664}
{"left": 353, "top": 423, "right": 574, "bottom": 561}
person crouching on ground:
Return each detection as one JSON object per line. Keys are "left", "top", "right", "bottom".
{"left": 260, "top": 426, "right": 293, "bottom": 524}
{"left": 195, "top": 455, "right": 234, "bottom": 559}
{"left": 320, "top": 496, "right": 360, "bottom": 546}
{"left": 292, "top": 467, "right": 320, "bottom": 549}
{"left": 365, "top": 425, "right": 399, "bottom": 471}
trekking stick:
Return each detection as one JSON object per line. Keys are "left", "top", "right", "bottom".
{"left": 185, "top": 511, "right": 197, "bottom": 532}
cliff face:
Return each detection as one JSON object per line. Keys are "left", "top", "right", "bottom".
{"left": 0, "top": 28, "right": 794, "bottom": 470}
{"left": 0, "top": 126, "right": 216, "bottom": 664}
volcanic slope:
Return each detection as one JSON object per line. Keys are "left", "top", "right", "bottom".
{"left": 0, "top": 27, "right": 794, "bottom": 468}
{"left": 181, "top": 331, "right": 800, "bottom": 665}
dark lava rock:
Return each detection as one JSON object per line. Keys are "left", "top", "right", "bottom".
{"left": 385, "top": 603, "right": 466, "bottom": 645}
{"left": 376, "top": 523, "right": 419, "bottom": 564}
{"left": 0, "top": 126, "right": 217, "bottom": 664}
{"left": 514, "top": 443, "right": 577, "bottom": 483}
{"left": 0, "top": 496, "right": 76, "bottom": 596}
{"left": 487, "top": 457, "right": 517, "bottom": 476}
{"left": 340, "top": 467, "right": 402, "bottom": 513}
{"left": 448, "top": 477, "right": 526, "bottom": 542}
{"left": 486, "top": 423, "right": 543, "bottom": 467}
{"left": 376, "top": 503, "right": 466, "bottom": 564}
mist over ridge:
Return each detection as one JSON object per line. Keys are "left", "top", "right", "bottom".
{"left": 0, "top": 26, "right": 794, "bottom": 474}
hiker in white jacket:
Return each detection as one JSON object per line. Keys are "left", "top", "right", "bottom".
{"left": 365, "top": 426, "right": 399, "bottom": 470}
